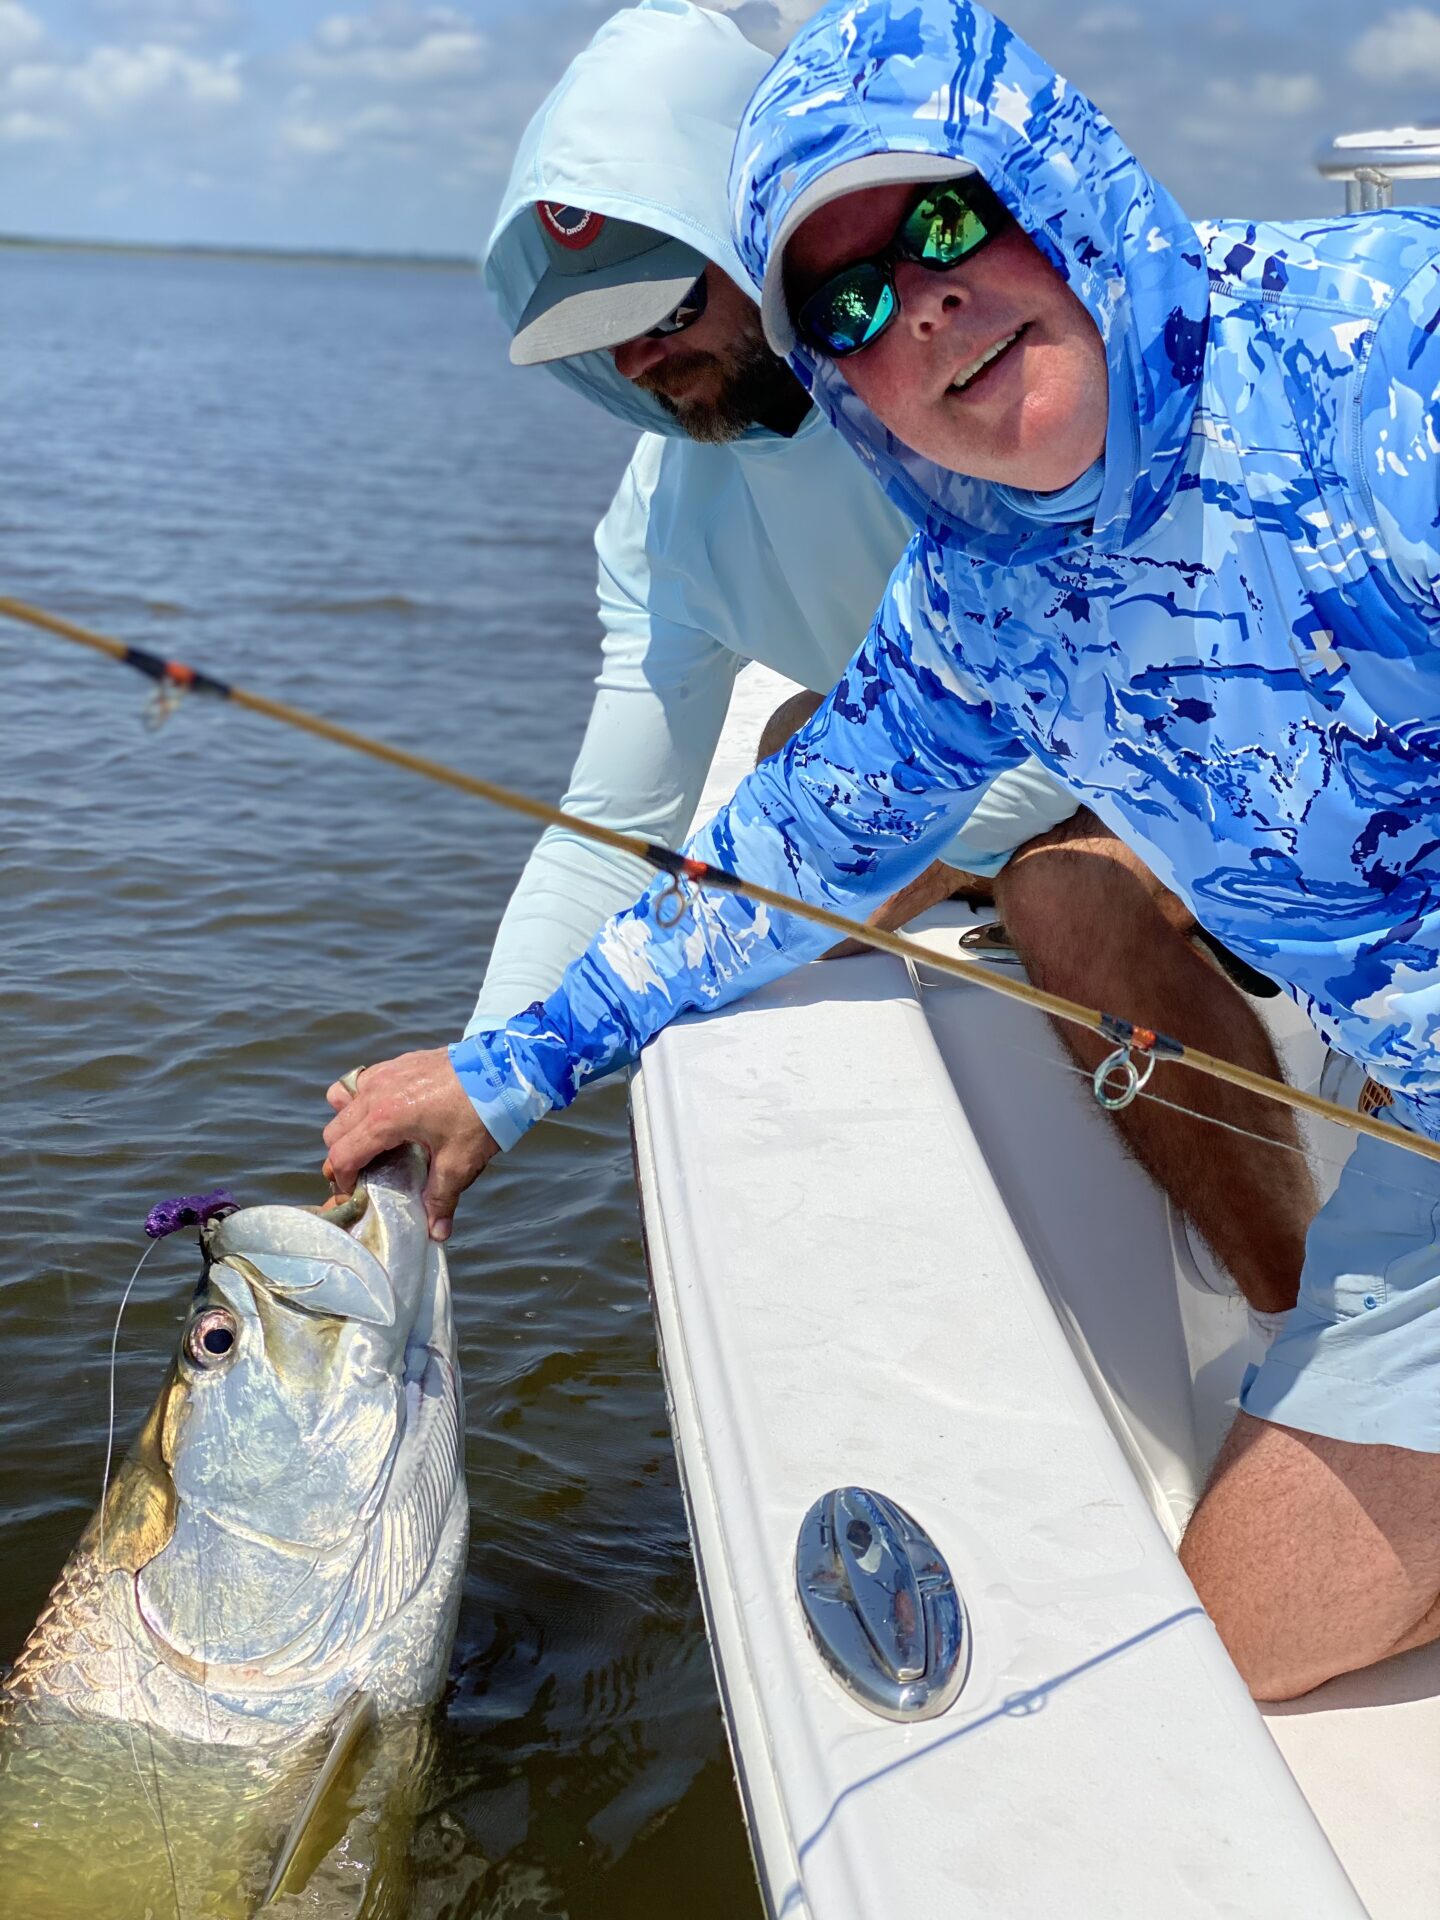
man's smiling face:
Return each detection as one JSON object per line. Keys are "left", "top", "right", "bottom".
{"left": 784, "top": 182, "right": 1109, "bottom": 492}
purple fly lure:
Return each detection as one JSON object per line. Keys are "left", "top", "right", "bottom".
{"left": 144, "top": 1189, "right": 239, "bottom": 1240}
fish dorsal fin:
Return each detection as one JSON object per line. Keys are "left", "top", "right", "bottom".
{"left": 260, "top": 1689, "right": 379, "bottom": 1908}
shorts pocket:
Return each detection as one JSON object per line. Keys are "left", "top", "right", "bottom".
{"left": 1300, "top": 1247, "right": 1389, "bottom": 1321}
{"left": 1298, "top": 1133, "right": 1440, "bottom": 1322}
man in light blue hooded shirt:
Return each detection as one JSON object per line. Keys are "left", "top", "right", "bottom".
{"left": 328, "top": 0, "right": 1440, "bottom": 1698}
{"left": 469, "top": 0, "right": 1077, "bottom": 1034}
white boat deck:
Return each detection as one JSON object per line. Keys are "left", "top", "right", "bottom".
{"left": 631, "top": 664, "right": 1440, "bottom": 1919}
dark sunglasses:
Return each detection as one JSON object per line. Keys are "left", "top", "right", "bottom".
{"left": 647, "top": 270, "right": 708, "bottom": 338}
{"left": 794, "top": 179, "right": 1009, "bottom": 359}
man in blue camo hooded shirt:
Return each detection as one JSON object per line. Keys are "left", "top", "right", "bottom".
{"left": 327, "top": 0, "right": 1440, "bottom": 1700}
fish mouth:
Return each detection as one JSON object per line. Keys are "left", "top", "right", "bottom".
{"left": 205, "top": 1145, "right": 434, "bottom": 1334}
{"left": 945, "top": 324, "right": 1026, "bottom": 398}
{"left": 349, "top": 1142, "right": 428, "bottom": 1208}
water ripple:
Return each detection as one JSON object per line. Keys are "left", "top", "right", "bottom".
{"left": 0, "top": 249, "right": 758, "bottom": 1917}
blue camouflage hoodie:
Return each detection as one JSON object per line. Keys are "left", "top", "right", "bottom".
{"left": 451, "top": 0, "right": 1440, "bottom": 1150}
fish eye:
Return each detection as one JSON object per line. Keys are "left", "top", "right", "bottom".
{"left": 185, "top": 1307, "right": 239, "bottom": 1368}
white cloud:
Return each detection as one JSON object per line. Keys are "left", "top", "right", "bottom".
{"left": 1205, "top": 71, "right": 1323, "bottom": 118}
{"left": 0, "top": 106, "right": 61, "bottom": 140}
{"left": 1076, "top": 6, "right": 1144, "bottom": 32}
{"left": 1174, "top": 70, "right": 1324, "bottom": 157}
{"left": 349, "top": 101, "right": 411, "bottom": 139}
{"left": 1353, "top": 6, "right": 1440, "bottom": 82}
{"left": 83, "top": 0, "right": 241, "bottom": 43}
{"left": 9, "top": 44, "right": 244, "bottom": 118}
{"left": 706, "top": 0, "right": 826, "bottom": 56}
{"left": 6, "top": 0, "right": 1437, "bottom": 257}
{"left": 279, "top": 98, "right": 416, "bottom": 162}
{"left": 252, "top": 4, "right": 515, "bottom": 191}
{"left": 0, "top": 2, "right": 43, "bottom": 64}
{"left": 293, "top": 8, "right": 487, "bottom": 88}
{"left": 281, "top": 116, "right": 344, "bottom": 157}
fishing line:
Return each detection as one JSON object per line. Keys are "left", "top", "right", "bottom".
{"left": 7, "top": 593, "right": 1440, "bottom": 1176}
{"left": 95, "top": 1234, "right": 184, "bottom": 1920}
{"left": 967, "top": 1003, "right": 1440, "bottom": 1212}
{"left": 99, "top": 1237, "right": 161, "bottom": 1560}
{"left": 132, "top": 1719, "right": 184, "bottom": 1920}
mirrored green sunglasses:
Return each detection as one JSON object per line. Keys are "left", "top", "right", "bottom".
{"left": 794, "top": 178, "right": 1010, "bottom": 359}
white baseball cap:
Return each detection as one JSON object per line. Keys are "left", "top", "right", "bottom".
{"left": 510, "top": 201, "right": 708, "bottom": 366}
{"left": 758, "top": 153, "right": 977, "bottom": 356}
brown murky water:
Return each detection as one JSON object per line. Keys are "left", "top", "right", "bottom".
{"left": 0, "top": 249, "right": 760, "bottom": 1916}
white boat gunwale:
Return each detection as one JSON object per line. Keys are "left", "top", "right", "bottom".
{"left": 630, "top": 662, "right": 1440, "bottom": 1920}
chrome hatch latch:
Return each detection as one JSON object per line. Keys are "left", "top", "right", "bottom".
{"left": 795, "top": 1487, "right": 969, "bottom": 1721}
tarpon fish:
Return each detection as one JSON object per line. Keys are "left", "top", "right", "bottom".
{"left": 0, "top": 1146, "right": 468, "bottom": 1918}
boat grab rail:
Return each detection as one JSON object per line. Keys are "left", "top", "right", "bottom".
{"left": 1317, "top": 129, "right": 1440, "bottom": 209}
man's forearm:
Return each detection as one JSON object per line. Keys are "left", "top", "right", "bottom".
{"left": 466, "top": 828, "right": 653, "bottom": 1034}
{"left": 467, "top": 608, "right": 740, "bottom": 1033}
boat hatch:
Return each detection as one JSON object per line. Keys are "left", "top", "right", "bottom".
{"left": 795, "top": 1487, "right": 968, "bottom": 1722}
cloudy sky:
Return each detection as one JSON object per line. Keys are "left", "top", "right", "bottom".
{"left": 5, "top": 1, "right": 1440, "bottom": 253}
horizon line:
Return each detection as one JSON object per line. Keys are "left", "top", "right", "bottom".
{"left": 0, "top": 232, "right": 479, "bottom": 271}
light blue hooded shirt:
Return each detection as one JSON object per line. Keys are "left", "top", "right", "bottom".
{"left": 452, "top": 0, "right": 1440, "bottom": 1152}
{"left": 468, "top": 0, "right": 1074, "bottom": 1030}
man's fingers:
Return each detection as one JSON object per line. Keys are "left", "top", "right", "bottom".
{"left": 324, "top": 1110, "right": 402, "bottom": 1193}
{"left": 322, "top": 1093, "right": 375, "bottom": 1151}
{"left": 423, "top": 1145, "right": 480, "bottom": 1243}
{"left": 326, "top": 1077, "right": 356, "bottom": 1113}
{"left": 323, "top": 1138, "right": 363, "bottom": 1194}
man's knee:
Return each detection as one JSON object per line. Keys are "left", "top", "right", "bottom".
{"left": 756, "top": 689, "right": 825, "bottom": 767}
{"left": 995, "top": 840, "right": 1086, "bottom": 940}
{"left": 994, "top": 812, "right": 1116, "bottom": 954}
{"left": 1180, "top": 1414, "right": 1440, "bottom": 1700}
{"left": 997, "top": 809, "right": 1192, "bottom": 958}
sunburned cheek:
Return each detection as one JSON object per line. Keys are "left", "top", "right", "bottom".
{"left": 837, "top": 354, "right": 905, "bottom": 430}
{"left": 1042, "top": 325, "right": 1107, "bottom": 424}
{"left": 841, "top": 336, "right": 1105, "bottom": 487}
{"left": 1017, "top": 374, "right": 1078, "bottom": 448}
{"left": 996, "top": 345, "right": 1107, "bottom": 479}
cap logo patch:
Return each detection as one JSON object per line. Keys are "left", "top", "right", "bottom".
{"left": 537, "top": 202, "right": 604, "bottom": 251}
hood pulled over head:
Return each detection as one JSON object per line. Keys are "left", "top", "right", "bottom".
{"left": 728, "top": 0, "right": 1210, "bottom": 557}
{"left": 484, "top": 0, "right": 773, "bottom": 438}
